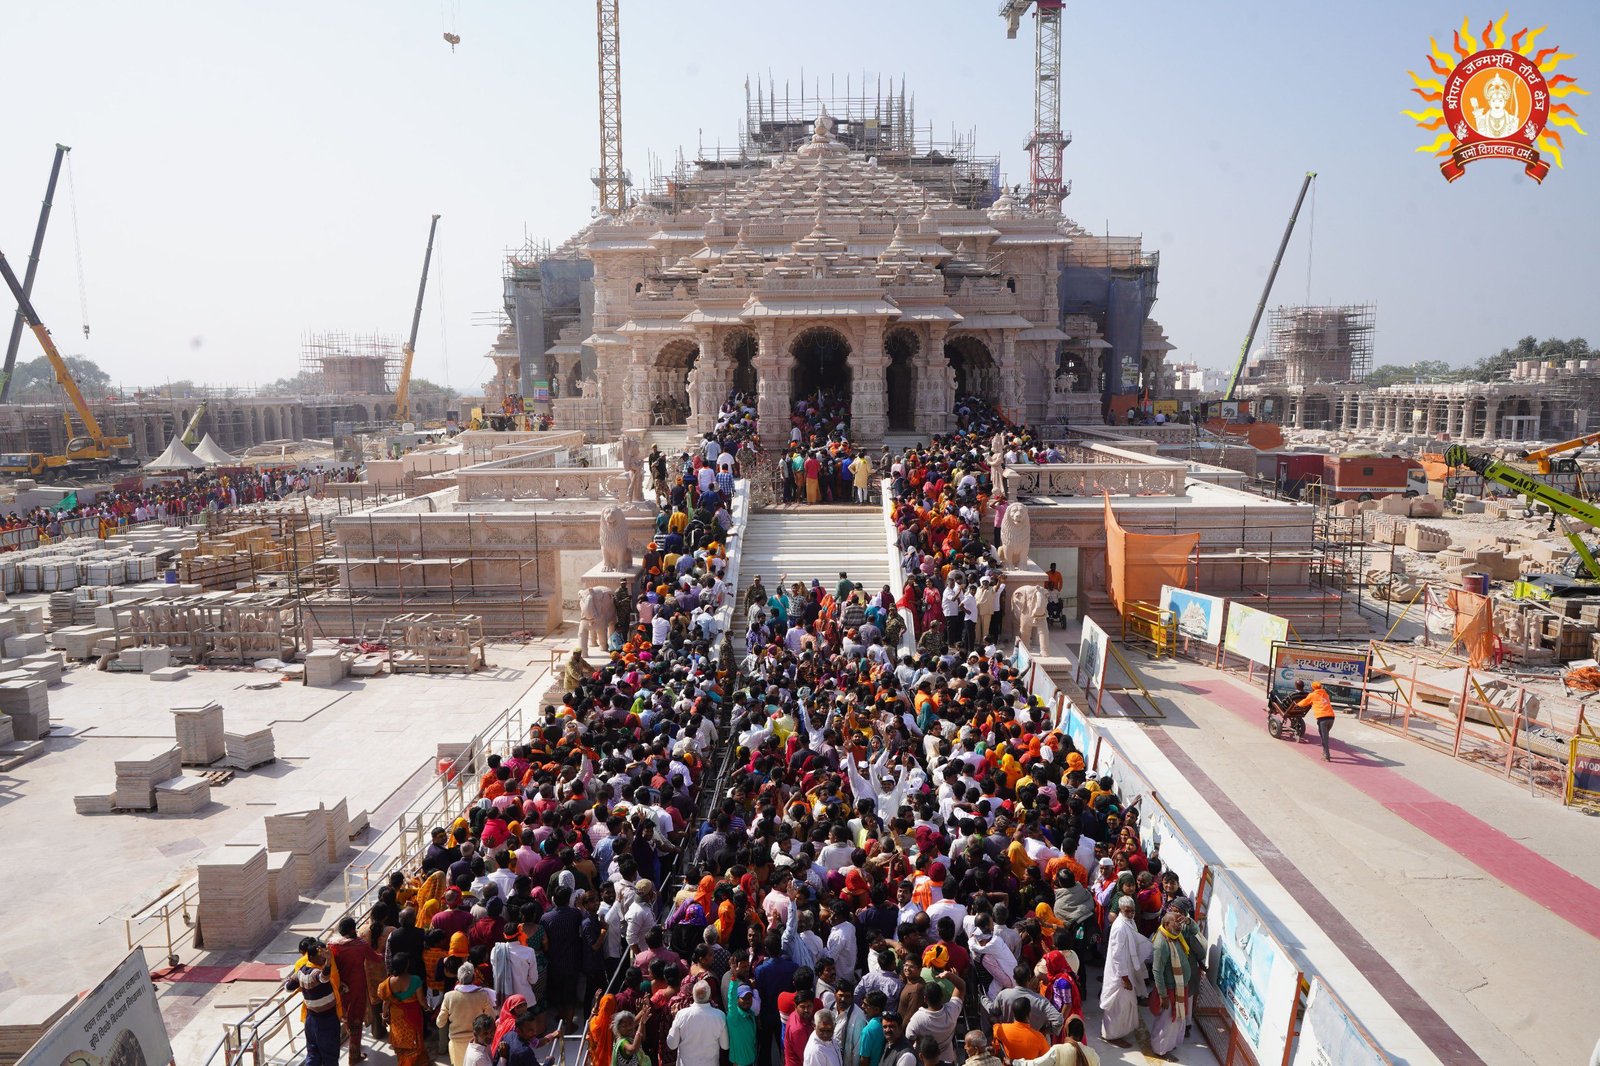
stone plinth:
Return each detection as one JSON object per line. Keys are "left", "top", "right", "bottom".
{"left": 581, "top": 563, "right": 642, "bottom": 592}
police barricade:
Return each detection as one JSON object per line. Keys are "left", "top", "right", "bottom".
{"left": 0, "top": 526, "right": 39, "bottom": 552}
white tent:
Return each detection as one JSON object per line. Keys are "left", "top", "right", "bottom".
{"left": 192, "top": 433, "right": 240, "bottom": 466}
{"left": 145, "top": 435, "right": 207, "bottom": 472}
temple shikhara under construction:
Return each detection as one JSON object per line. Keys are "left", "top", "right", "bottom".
{"left": 500, "top": 83, "right": 1172, "bottom": 444}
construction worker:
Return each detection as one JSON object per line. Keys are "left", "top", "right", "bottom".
{"left": 1297, "top": 681, "right": 1337, "bottom": 762}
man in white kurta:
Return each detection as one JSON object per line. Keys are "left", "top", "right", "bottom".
{"left": 1100, "top": 899, "right": 1149, "bottom": 1045}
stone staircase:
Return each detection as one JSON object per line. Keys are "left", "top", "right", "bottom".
{"left": 739, "top": 506, "right": 892, "bottom": 598}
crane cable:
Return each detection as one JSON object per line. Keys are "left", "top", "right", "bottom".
{"left": 66, "top": 151, "right": 90, "bottom": 340}
{"left": 435, "top": 233, "right": 450, "bottom": 394}
{"left": 1304, "top": 175, "right": 1317, "bottom": 304}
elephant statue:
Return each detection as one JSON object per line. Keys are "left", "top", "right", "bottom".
{"left": 576, "top": 585, "right": 617, "bottom": 655}
{"left": 1012, "top": 584, "right": 1048, "bottom": 656}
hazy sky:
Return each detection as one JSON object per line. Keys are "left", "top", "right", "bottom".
{"left": 2, "top": 1, "right": 1595, "bottom": 393}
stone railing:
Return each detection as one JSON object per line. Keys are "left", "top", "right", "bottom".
{"left": 1006, "top": 443, "right": 1187, "bottom": 497}
{"left": 454, "top": 453, "right": 635, "bottom": 503}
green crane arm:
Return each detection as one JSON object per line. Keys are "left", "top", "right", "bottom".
{"left": 1444, "top": 445, "right": 1600, "bottom": 581}
{"left": 1443, "top": 445, "right": 1600, "bottom": 527}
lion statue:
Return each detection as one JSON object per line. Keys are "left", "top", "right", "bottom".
{"left": 1011, "top": 584, "right": 1048, "bottom": 656}
{"left": 996, "top": 503, "right": 1031, "bottom": 569}
{"left": 576, "top": 585, "right": 617, "bottom": 655}
{"left": 599, "top": 505, "right": 633, "bottom": 571}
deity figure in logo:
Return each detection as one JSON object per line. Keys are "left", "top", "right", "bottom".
{"left": 1469, "top": 73, "right": 1520, "bottom": 139}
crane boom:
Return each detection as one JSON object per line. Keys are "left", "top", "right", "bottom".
{"left": 1223, "top": 171, "right": 1316, "bottom": 402}
{"left": 1, "top": 144, "right": 70, "bottom": 404}
{"left": 1444, "top": 444, "right": 1600, "bottom": 580}
{"left": 395, "top": 214, "right": 441, "bottom": 424}
{"left": 1519, "top": 430, "right": 1600, "bottom": 473}
{"left": 181, "top": 401, "right": 207, "bottom": 447}
{"left": 0, "top": 246, "right": 107, "bottom": 442}
{"left": 594, "top": 0, "right": 627, "bottom": 215}
{"left": 998, "top": 0, "right": 1069, "bottom": 209}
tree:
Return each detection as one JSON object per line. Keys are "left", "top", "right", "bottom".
{"left": 6, "top": 354, "right": 115, "bottom": 402}
{"left": 1364, "top": 360, "right": 1454, "bottom": 387}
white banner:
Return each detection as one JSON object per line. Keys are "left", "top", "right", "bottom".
{"left": 1291, "top": 977, "right": 1391, "bottom": 1066}
{"left": 1223, "top": 601, "right": 1290, "bottom": 666}
{"left": 1203, "top": 873, "right": 1300, "bottom": 1066}
{"left": 1160, "top": 585, "right": 1225, "bottom": 646}
{"left": 19, "top": 951, "right": 174, "bottom": 1066}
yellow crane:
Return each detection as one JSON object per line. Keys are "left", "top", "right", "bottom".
{"left": 1519, "top": 430, "right": 1600, "bottom": 474}
{"left": 0, "top": 245, "right": 132, "bottom": 477}
{"left": 394, "top": 214, "right": 440, "bottom": 425}
{"left": 180, "top": 401, "right": 208, "bottom": 447}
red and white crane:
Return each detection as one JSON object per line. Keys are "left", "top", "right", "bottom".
{"left": 1000, "top": 0, "right": 1069, "bottom": 209}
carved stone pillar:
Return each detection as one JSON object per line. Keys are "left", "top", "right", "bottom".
{"left": 916, "top": 323, "right": 953, "bottom": 435}
{"left": 998, "top": 329, "right": 1024, "bottom": 420}
{"left": 622, "top": 342, "right": 651, "bottom": 431}
{"left": 754, "top": 325, "right": 789, "bottom": 448}
{"left": 852, "top": 319, "right": 888, "bottom": 444}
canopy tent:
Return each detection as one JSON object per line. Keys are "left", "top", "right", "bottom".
{"left": 145, "top": 435, "right": 207, "bottom": 472}
{"left": 192, "top": 433, "right": 240, "bottom": 466}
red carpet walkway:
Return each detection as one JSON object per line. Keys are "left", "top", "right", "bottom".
{"left": 1185, "top": 676, "right": 1600, "bottom": 942}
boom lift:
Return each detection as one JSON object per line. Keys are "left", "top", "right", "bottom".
{"left": 1443, "top": 445, "right": 1600, "bottom": 581}
{"left": 1519, "top": 430, "right": 1600, "bottom": 474}
{"left": 0, "top": 246, "right": 133, "bottom": 477}
{"left": 181, "top": 401, "right": 208, "bottom": 447}
{"left": 394, "top": 214, "right": 440, "bottom": 426}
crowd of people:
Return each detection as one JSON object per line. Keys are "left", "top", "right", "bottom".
{"left": 0, "top": 464, "right": 356, "bottom": 546}
{"left": 779, "top": 393, "right": 877, "bottom": 506}
{"left": 281, "top": 395, "right": 1205, "bottom": 1066}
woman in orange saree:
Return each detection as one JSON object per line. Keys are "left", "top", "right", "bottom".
{"left": 376, "top": 955, "right": 429, "bottom": 1066}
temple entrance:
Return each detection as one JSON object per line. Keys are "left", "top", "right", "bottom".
{"left": 727, "top": 331, "right": 759, "bottom": 398}
{"left": 789, "top": 326, "right": 852, "bottom": 404}
{"left": 885, "top": 327, "right": 919, "bottom": 430}
{"left": 945, "top": 334, "right": 998, "bottom": 401}
{"left": 652, "top": 339, "right": 698, "bottom": 424}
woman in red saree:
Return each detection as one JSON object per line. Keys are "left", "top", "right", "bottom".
{"left": 375, "top": 954, "right": 428, "bottom": 1066}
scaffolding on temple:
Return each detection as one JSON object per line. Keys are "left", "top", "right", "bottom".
{"left": 640, "top": 74, "right": 1002, "bottom": 211}
{"left": 300, "top": 331, "right": 401, "bottom": 395}
{"left": 1268, "top": 304, "right": 1375, "bottom": 386}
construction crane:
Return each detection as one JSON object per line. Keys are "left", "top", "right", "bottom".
{"left": 593, "top": 0, "right": 628, "bottom": 215}
{"left": 999, "top": 1, "right": 1069, "bottom": 209}
{"left": 0, "top": 246, "right": 132, "bottom": 476}
{"left": 1, "top": 144, "right": 70, "bottom": 404}
{"left": 181, "top": 401, "right": 207, "bottom": 447}
{"left": 1519, "top": 430, "right": 1600, "bottom": 474}
{"left": 394, "top": 214, "right": 441, "bottom": 425}
{"left": 1222, "top": 171, "right": 1317, "bottom": 403}
{"left": 1444, "top": 445, "right": 1600, "bottom": 581}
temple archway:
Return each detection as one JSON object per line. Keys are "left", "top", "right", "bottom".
{"left": 651, "top": 339, "right": 699, "bottom": 424}
{"left": 945, "top": 334, "right": 998, "bottom": 402}
{"left": 726, "top": 331, "right": 759, "bottom": 398}
{"left": 885, "top": 327, "right": 919, "bottom": 430}
{"left": 789, "top": 326, "right": 852, "bottom": 404}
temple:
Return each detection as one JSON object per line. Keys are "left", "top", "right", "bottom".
{"left": 500, "top": 92, "right": 1172, "bottom": 445}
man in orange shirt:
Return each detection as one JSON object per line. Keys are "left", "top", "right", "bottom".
{"left": 991, "top": 999, "right": 1050, "bottom": 1061}
{"left": 1297, "top": 681, "right": 1337, "bottom": 762}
